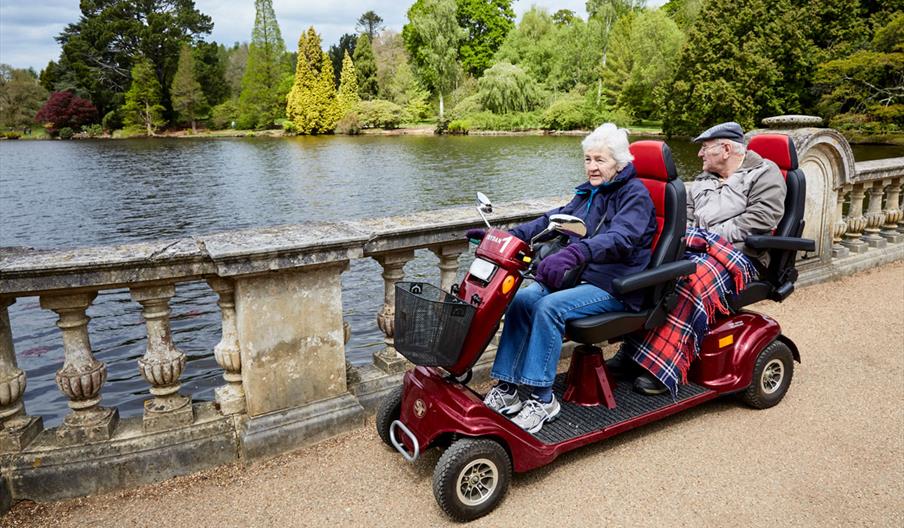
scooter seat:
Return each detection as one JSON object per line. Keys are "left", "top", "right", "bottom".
{"left": 566, "top": 310, "right": 650, "bottom": 344}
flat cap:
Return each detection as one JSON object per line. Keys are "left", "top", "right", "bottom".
{"left": 693, "top": 121, "right": 744, "bottom": 143}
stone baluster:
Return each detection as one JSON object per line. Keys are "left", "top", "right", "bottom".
{"left": 40, "top": 292, "right": 118, "bottom": 443}
{"left": 862, "top": 180, "right": 888, "bottom": 248}
{"left": 897, "top": 177, "right": 904, "bottom": 234}
{"left": 831, "top": 188, "right": 850, "bottom": 258}
{"left": 0, "top": 298, "right": 43, "bottom": 452}
{"left": 881, "top": 177, "right": 903, "bottom": 242}
{"left": 431, "top": 241, "right": 469, "bottom": 292}
{"left": 841, "top": 183, "right": 869, "bottom": 253}
{"left": 207, "top": 277, "right": 245, "bottom": 415}
{"left": 131, "top": 284, "right": 193, "bottom": 431}
{"left": 373, "top": 250, "right": 415, "bottom": 373}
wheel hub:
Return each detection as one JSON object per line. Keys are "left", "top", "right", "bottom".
{"left": 761, "top": 358, "right": 785, "bottom": 394}
{"left": 456, "top": 458, "right": 498, "bottom": 507}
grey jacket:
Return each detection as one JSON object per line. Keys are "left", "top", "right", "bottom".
{"left": 687, "top": 150, "right": 786, "bottom": 266}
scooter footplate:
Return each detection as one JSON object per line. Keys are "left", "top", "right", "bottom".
{"left": 519, "top": 374, "right": 711, "bottom": 445}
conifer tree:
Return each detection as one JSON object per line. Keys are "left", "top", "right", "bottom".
{"left": 238, "top": 0, "right": 290, "bottom": 129}
{"left": 353, "top": 34, "right": 379, "bottom": 100}
{"left": 336, "top": 51, "right": 360, "bottom": 117}
{"left": 171, "top": 44, "right": 209, "bottom": 133}
{"left": 287, "top": 28, "right": 340, "bottom": 134}
{"left": 122, "top": 58, "right": 167, "bottom": 136}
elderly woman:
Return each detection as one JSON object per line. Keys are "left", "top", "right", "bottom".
{"left": 467, "top": 123, "right": 656, "bottom": 433}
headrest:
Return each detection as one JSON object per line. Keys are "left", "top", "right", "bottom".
{"left": 629, "top": 140, "right": 678, "bottom": 182}
{"left": 748, "top": 134, "right": 798, "bottom": 172}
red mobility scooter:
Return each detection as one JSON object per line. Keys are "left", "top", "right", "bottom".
{"left": 377, "top": 136, "right": 815, "bottom": 521}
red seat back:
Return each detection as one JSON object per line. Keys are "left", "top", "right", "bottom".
{"left": 629, "top": 140, "right": 679, "bottom": 256}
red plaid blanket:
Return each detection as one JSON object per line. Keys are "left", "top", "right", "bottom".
{"left": 624, "top": 228, "right": 757, "bottom": 397}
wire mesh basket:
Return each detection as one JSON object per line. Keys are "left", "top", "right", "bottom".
{"left": 394, "top": 282, "right": 476, "bottom": 367}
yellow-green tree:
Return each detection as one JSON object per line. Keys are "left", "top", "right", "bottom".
{"left": 287, "top": 27, "right": 340, "bottom": 134}
{"left": 336, "top": 50, "right": 360, "bottom": 117}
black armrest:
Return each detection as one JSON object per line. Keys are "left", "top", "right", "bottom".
{"left": 613, "top": 260, "right": 697, "bottom": 295}
{"left": 746, "top": 236, "right": 815, "bottom": 252}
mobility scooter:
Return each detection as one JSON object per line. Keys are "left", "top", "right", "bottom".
{"left": 376, "top": 136, "right": 815, "bottom": 521}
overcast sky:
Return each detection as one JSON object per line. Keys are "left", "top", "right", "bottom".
{"left": 0, "top": 1, "right": 666, "bottom": 71}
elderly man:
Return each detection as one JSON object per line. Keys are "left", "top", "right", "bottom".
{"left": 687, "top": 121, "right": 786, "bottom": 267}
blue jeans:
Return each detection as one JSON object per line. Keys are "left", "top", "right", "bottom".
{"left": 491, "top": 282, "right": 624, "bottom": 388}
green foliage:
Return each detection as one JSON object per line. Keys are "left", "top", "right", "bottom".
{"left": 456, "top": 0, "right": 516, "bottom": 77}
{"left": 353, "top": 34, "right": 379, "bottom": 99}
{"left": 0, "top": 64, "right": 48, "bottom": 128}
{"left": 541, "top": 94, "right": 593, "bottom": 130}
{"left": 335, "top": 112, "right": 362, "bottom": 134}
{"left": 661, "top": 0, "right": 704, "bottom": 31}
{"left": 223, "top": 43, "right": 249, "bottom": 97}
{"left": 337, "top": 51, "right": 361, "bottom": 118}
{"left": 454, "top": 110, "right": 542, "bottom": 130}
{"left": 171, "top": 44, "right": 210, "bottom": 132}
{"left": 374, "top": 30, "right": 408, "bottom": 100}
{"left": 449, "top": 93, "right": 483, "bottom": 119}
{"left": 122, "top": 59, "right": 167, "bottom": 135}
{"left": 210, "top": 99, "right": 240, "bottom": 129}
{"left": 82, "top": 123, "right": 104, "bottom": 137}
{"left": 193, "top": 41, "right": 230, "bottom": 107}
{"left": 477, "top": 61, "right": 542, "bottom": 113}
{"left": 102, "top": 110, "right": 122, "bottom": 132}
{"left": 357, "top": 99, "right": 403, "bottom": 128}
{"left": 403, "top": 0, "right": 467, "bottom": 118}
{"left": 58, "top": 127, "right": 74, "bottom": 140}
{"left": 239, "top": 0, "right": 291, "bottom": 129}
{"left": 446, "top": 119, "right": 470, "bottom": 134}
{"left": 286, "top": 28, "right": 340, "bottom": 134}
{"left": 661, "top": 0, "right": 815, "bottom": 136}
{"left": 329, "top": 34, "right": 358, "bottom": 88}
{"left": 357, "top": 11, "right": 385, "bottom": 40}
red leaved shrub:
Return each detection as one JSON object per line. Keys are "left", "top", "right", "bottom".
{"left": 35, "top": 91, "right": 98, "bottom": 133}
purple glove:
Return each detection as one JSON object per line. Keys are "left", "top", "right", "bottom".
{"left": 536, "top": 244, "right": 589, "bottom": 290}
{"left": 466, "top": 228, "right": 486, "bottom": 243}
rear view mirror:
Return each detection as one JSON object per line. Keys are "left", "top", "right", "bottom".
{"left": 475, "top": 192, "right": 493, "bottom": 228}
{"left": 548, "top": 214, "right": 587, "bottom": 237}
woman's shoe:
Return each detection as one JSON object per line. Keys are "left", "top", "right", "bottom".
{"left": 633, "top": 373, "right": 668, "bottom": 395}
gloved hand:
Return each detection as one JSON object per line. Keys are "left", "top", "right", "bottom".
{"left": 466, "top": 228, "right": 486, "bottom": 243}
{"left": 536, "top": 243, "right": 589, "bottom": 290}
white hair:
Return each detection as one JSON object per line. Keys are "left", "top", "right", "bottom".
{"left": 581, "top": 123, "right": 633, "bottom": 170}
{"left": 727, "top": 140, "right": 746, "bottom": 155}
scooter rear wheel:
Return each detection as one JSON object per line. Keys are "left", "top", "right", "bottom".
{"left": 741, "top": 339, "right": 794, "bottom": 409}
{"left": 376, "top": 385, "right": 403, "bottom": 447}
{"left": 433, "top": 438, "right": 511, "bottom": 522}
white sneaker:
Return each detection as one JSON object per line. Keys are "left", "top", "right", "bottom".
{"left": 511, "top": 397, "right": 561, "bottom": 434}
{"left": 483, "top": 385, "right": 523, "bottom": 415}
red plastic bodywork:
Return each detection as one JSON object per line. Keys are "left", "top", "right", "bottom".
{"left": 446, "top": 228, "right": 530, "bottom": 376}
{"left": 689, "top": 311, "right": 782, "bottom": 391}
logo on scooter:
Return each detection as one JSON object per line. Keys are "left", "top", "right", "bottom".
{"left": 413, "top": 399, "right": 426, "bottom": 418}
{"left": 485, "top": 233, "right": 513, "bottom": 252}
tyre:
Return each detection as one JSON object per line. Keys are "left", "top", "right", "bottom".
{"left": 376, "top": 385, "right": 403, "bottom": 447}
{"left": 433, "top": 438, "right": 511, "bottom": 522}
{"left": 741, "top": 339, "right": 794, "bottom": 409}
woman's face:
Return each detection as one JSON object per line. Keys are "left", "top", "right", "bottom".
{"left": 584, "top": 147, "right": 618, "bottom": 186}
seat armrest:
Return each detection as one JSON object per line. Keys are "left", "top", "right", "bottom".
{"left": 613, "top": 260, "right": 697, "bottom": 295}
{"left": 746, "top": 235, "right": 815, "bottom": 252}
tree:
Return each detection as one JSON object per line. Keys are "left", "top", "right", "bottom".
{"left": 238, "top": 0, "right": 291, "bottom": 129}
{"left": 171, "top": 44, "right": 209, "bottom": 132}
{"left": 403, "top": 0, "right": 467, "bottom": 119}
{"left": 193, "top": 41, "right": 229, "bottom": 107}
{"left": 286, "top": 27, "right": 339, "bottom": 134}
{"left": 353, "top": 34, "right": 379, "bottom": 99}
{"left": 373, "top": 30, "right": 408, "bottom": 100}
{"left": 223, "top": 42, "right": 249, "bottom": 97}
{"left": 329, "top": 34, "right": 358, "bottom": 88}
{"left": 477, "top": 61, "right": 542, "bottom": 113}
{"left": 54, "top": 0, "right": 212, "bottom": 118}
{"left": 0, "top": 65, "right": 48, "bottom": 129}
{"left": 122, "top": 59, "right": 167, "bottom": 135}
{"left": 456, "top": 0, "right": 516, "bottom": 77}
{"left": 34, "top": 91, "right": 97, "bottom": 133}
{"left": 356, "top": 11, "right": 385, "bottom": 40}
{"left": 336, "top": 51, "right": 360, "bottom": 118}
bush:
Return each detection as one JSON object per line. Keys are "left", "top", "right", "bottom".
{"left": 541, "top": 95, "right": 594, "bottom": 130}
{"left": 358, "top": 99, "right": 403, "bottom": 129}
{"left": 449, "top": 94, "right": 483, "bottom": 120}
{"left": 102, "top": 110, "right": 122, "bottom": 132}
{"left": 459, "top": 111, "right": 542, "bottom": 131}
{"left": 211, "top": 100, "right": 240, "bottom": 129}
{"left": 35, "top": 91, "right": 98, "bottom": 133}
{"left": 446, "top": 119, "right": 471, "bottom": 134}
{"left": 82, "top": 124, "right": 104, "bottom": 137}
{"left": 1, "top": 131, "right": 22, "bottom": 140}
{"left": 477, "top": 62, "right": 543, "bottom": 114}
{"left": 58, "top": 127, "right": 74, "bottom": 140}
{"left": 335, "top": 112, "right": 362, "bottom": 135}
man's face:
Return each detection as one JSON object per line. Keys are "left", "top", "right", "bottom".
{"left": 698, "top": 140, "right": 730, "bottom": 174}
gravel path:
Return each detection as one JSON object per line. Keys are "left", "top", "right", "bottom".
{"left": 6, "top": 262, "right": 903, "bottom": 527}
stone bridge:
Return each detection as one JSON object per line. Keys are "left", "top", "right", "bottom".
{"left": 1, "top": 121, "right": 903, "bottom": 516}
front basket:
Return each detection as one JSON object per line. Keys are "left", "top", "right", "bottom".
{"left": 394, "top": 282, "right": 475, "bottom": 367}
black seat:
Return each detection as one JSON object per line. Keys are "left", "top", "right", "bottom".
{"left": 728, "top": 134, "right": 816, "bottom": 310}
{"left": 566, "top": 141, "right": 695, "bottom": 344}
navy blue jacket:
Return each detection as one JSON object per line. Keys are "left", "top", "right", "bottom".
{"left": 510, "top": 164, "right": 657, "bottom": 311}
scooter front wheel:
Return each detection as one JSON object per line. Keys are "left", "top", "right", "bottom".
{"left": 376, "top": 385, "right": 403, "bottom": 447}
{"left": 433, "top": 438, "right": 511, "bottom": 522}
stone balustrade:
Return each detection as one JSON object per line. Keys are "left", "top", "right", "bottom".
{"left": 1, "top": 121, "right": 903, "bottom": 510}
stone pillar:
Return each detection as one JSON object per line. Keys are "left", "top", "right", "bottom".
{"left": 431, "top": 241, "right": 469, "bottom": 292}
{"left": 841, "top": 184, "right": 869, "bottom": 253}
{"left": 862, "top": 180, "right": 888, "bottom": 248}
{"left": 40, "top": 292, "right": 118, "bottom": 442}
{"left": 373, "top": 250, "right": 415, "bottom": 373}
{"left": 881, "top": 177, "right": 903, "bottom": 242}
{"left": 131, "top": 284, "right": 193, "bottom": 431}
{"left": 0, "top": 298, "right": 43, "bottom": 452}
{"left": 831, "top": 188, "right": 850, "bottom": 258}
{"left": 207, "top": 277, "right": 245, "bottom": 416}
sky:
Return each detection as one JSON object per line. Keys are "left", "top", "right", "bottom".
{"left": 0, "top": 0, "right": 609, "bottom": 72}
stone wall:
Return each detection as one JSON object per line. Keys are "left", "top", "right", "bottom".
{"left": 1, "top": 120, "right": 903, "bottom": 510}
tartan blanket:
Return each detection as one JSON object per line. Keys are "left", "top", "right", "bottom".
{"left": 624, "top": 227, "right": 758, "bottom": 398}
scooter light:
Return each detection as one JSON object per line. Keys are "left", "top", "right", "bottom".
{"left": 501, "top": 275, "right": 516, "bottom": 294}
